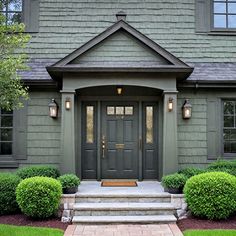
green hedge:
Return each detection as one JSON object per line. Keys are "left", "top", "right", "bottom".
{"left": 178, "top": 167, "right": 205, "bottom": 178}
{"left": 16, "top": 177, "right": 62, "bottom": 219}
{"left": 58, "top": 174, "right": 80, "bottom": 189}
{"left": 184, "top": 172, "right": 236, "bottom": 220}
{"left": 0, "top": 173, "right": 21, "bottom": 215}
{"left": 16, "top": 166, "right": 60, "bottom": 179}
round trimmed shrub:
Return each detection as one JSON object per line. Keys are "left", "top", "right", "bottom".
{"left": 58, "top": 174, "right": 80, "bottom": 189}
{"left": 161, "top": 173, "right": 188, "bottom": 191}
{"left": 16, "top": 177, "right": 62, "bottom": 218}
{"left": 184, "top": 172, "right": 236, "bottom": 220}
{"left": 0, "top": 173, "right": 21, "bottom": 215}
{"left": 178, "top": 167, "right": 205, "bottom": 178}
{"left": 16, "top": 166, "right": 60, "bottom": 179}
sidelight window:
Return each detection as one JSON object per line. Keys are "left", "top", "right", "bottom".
{"left": 86, "top": 106, "right": 94, "bottom": 144}
{"left": 146, "top": 106, "right": 153, "bottom": 144}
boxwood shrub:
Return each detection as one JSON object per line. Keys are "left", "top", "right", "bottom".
{"left": 16, "top": 166, "right": 60, "bottom": 179}
{"left": 178, "top": 167, "right": 205, "bottom": 178}
{"left": 16, "top": 177, "right": 62, "bottom": 218}
{"left": 161, "top": 173, "right": 188, "bottom": 190}
{"left": 184, "top": 172, "right": 236, "bottom": 220}
{"left": 58, "top": 174, "right": 80, "bottom": 189}
{"left": 0, "top": 173, "right": 21, "bottom": 215}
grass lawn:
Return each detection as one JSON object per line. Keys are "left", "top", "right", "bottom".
{"left": 184, "top": 229, "right": 236, "bottom": 236}
{"left": 0, "top": 224, "right": 64, "bottom": 236}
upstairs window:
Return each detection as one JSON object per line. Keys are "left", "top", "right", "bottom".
{"left": 0, "top": 0, "right": 22, "bottom": 25}
{"left": 213, "top": 0, "right": 236, "bottom": 29}
{"left": 0, "top": 110, "right": 13, "bottom": 155}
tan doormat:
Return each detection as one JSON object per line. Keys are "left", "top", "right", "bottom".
{"left": 101, "top": 181, "right": 137, "bottom": 187}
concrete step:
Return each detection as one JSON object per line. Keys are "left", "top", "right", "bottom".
{"left": 73, "top": 202, "right": 175, "bottom": 216}
{"left": 72, "top": 215, "right": 177, "bottom": 224}
{"left": 75, "top": 193, "right": 171, "bottom": 203}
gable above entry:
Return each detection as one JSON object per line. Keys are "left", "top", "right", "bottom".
{"left": 46, "top": 12, "right": 193, "bottom": 81}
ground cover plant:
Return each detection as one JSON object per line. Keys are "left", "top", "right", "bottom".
{"left": 183, "top": 229, "right": 236, "bottom": 236}
{"left": 0, "top": 173, "right": 21, "bottom": 215}
{"left": 16, "top": 177, "right": 62, "bottom": 218}
{"left": 184, "top": 172, "right": 236, "bottom": 220}
{"left": 0, "top": 224, "right": 63, "bottom": 236}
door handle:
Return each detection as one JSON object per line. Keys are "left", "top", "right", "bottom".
{"left": 101, "top": 135, "right": 106, "bottom": 158}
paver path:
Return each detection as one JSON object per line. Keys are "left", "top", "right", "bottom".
{"left": 64, "top": 224, "right": 183, "bottom": 236}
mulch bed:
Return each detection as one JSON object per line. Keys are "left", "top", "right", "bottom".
{"left": 0, "top": 213, "right": 70, "bottom": 231}
{"left": 177, "top": 215, "right": 236, "bottom": 231}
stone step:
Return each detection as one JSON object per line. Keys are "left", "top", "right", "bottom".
{"left": 72, "top": 215, "right": 177, "bottom": 224}
{"left": 73, "top": 202, "right": 175, "bottom": 216}
{"left": 75, "top": 193, "right": 171, "bottom": 203}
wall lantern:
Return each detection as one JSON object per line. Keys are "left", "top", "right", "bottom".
{"left": 182, "top": 99, "right": 192, "bottom": 119}
{"left": 65, "top": 97, "right": 71, "bottom": 110}
{"left": 168, "top": 97, "right": 174, "bottom": 112}
{"left": 48, "top": 99, "right": 58, "bottom": 118}
{"left": 116, "top": 86, "right": 123, "bottom": 95}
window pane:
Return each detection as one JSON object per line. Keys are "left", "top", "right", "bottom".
{"left": 0, "top": 128, "right": 12, "bottom": 141}
{"left": 214, "top": 15, "right": 227, "bottom": 27}
{"left": 1, "top": 110, "right": 13, "bottom": 115}
{"left": 224, "top": 141, "right": 231, "bottom": 153}
{"left": 8, "top": 0, "right": 22, "bottom": 11}
{"left": 224, "top": 116, "right": 234, "bottom": 127}
{"left": 228, "top": 15, "right": 236, "bottom": 28}
{"left": 7, "top": 12, "right": 21, "bottom": 24}
{"left": 1, "top": 116, "right": 13, "bottom": 127}
{"left": 146, "top": 106, "right": 153, "bottom": 144}
{"left": 107, "top": 106, "right": 115, "bottom": 115}
{"left": 228, "top": 3, "right": 236, "bottom": 13}
{"left": 115, "top": 106, "right": 124, "bottom": 115}
{"left": 0, "top": 142, "right": 12, "bottom": 155}
{"left": 224, "top": 101, "right": 234, "bottom": 114}
{"left": 1, "top": 0, "right": 7, "bottom": 11}
{"left": 86, "top": 106, "right": 94, "bottom": 143}
{"left": 125, "top": 106, "right": 133, "bottom": 115}
{"left": 214, "top": 3, "right": 226, "bottom": 13}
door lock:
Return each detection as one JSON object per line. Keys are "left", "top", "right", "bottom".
{"left": 101, "top": 135, "right": 106, "bottom": 158}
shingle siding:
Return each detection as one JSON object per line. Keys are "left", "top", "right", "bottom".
{"left": 24, "top": 0, "right": 236, "bottom": 63}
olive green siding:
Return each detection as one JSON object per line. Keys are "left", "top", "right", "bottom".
{"left": 26, "top": 0, "right": 236, "bottom": 62}
{"left": 18, "top": 91, "right": 61, "bottom": 168}
{"left": 177, "top": 89, "right": 236, "bottom": 170}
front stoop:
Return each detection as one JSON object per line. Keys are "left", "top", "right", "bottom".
{"left": 60, "top": 192, "right": 186, "bottom": 224}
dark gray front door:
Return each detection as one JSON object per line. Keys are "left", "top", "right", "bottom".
{"left": 101, "top": 102, "right": 138, "bottom": 179}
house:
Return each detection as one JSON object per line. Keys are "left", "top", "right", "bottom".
{"left": 1, "top": 0, "right": 236, "bottom": 181}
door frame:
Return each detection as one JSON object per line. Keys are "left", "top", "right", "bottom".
{"left": 78, "top": 95, "right": 162, "bottom": 181}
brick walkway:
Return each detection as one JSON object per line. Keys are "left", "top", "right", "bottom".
{"left": 64, "top": 224, "right": 183, "bottom": 236}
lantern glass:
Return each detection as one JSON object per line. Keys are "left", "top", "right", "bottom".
{"left": 48, "top": 99, "right": 58, "bottom": 118}
{"left": 65, "top": 98, "right": 71, "bottom": 110}
{"left": 182, "top": 99, "right": 192, "bottom": 119}
{"left": 168, "top": 98, "right": 173, "bottom": 112}
{"left": 117, "top": 87, "right": 123, "bottom": 95}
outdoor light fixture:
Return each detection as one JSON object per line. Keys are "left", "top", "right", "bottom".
{"left": 182, "top": 99, "right": 192, "bottom": 119}
{"left": 168, "top": 97, "right": 173, "bottom": 112}
{"left": 65, "top": 97, "right": 71, "bottom": 110}
{"left": 48, "top": 99, "right": 58, "bottom": 118}
{"left": 117, "top": 86, "right": 123, "bottom": 95}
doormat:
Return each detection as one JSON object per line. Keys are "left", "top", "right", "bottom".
{"left": 101, "top": 181, "right": 137, "bottom": 187}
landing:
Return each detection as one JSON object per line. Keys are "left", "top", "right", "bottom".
{"left": 76, "top": 181, "right": 166, "bottom": 196}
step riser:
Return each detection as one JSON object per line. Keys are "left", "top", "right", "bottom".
{"left": 76, "top": 197, "right": 171, "bottom": 203}
{"left": 74, "top": 210, "right": 174, "bottom": 216}
{"left": 72, "top": 221, "right": 176, "bottom": 225}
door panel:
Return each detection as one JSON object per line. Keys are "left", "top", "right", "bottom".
{"left": 101, "top": 102, "right": 138, "bottom": 179}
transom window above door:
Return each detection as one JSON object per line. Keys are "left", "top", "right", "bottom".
{"left": 107, "top": 106, "right": 133, "bottom": 116}
{"left": 213, "top": 0, "right": 236, "bottom": 29}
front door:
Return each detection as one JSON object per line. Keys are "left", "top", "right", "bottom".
{"left": 101, "top": 102, "right": 139, "bottom": 179}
